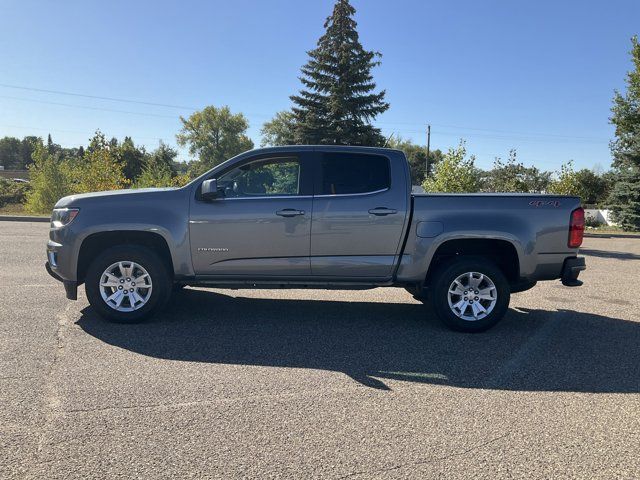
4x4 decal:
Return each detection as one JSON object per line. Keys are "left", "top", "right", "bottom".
{"left": 529, "top": 200, "right": 561, "bottom": 208}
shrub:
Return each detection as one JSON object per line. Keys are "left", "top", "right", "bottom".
{"left": 24, "top": 145, "right": 74, "bottom": 213}
{"left": 548, "top": 161, "right": 582, "bottom": 197}
{"left": 0, "top": 179, "right": 31, "bottom": 207}
{"left": 423, "top": 141, "right": 479, "bottom": 193}
{"left": 134, "top": 162, "right": 174, "bottom": 188}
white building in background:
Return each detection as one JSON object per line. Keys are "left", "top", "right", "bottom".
{"left": 585, "top": 209, "right": 616, "bottom": 226}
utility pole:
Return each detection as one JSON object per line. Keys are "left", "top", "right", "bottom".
{"left": 425, "top": 124, "right": 431, "bottom": 178}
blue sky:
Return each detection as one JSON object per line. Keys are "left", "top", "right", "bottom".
{"left": 1, "top": 0, "right": 638, "bottom": 171}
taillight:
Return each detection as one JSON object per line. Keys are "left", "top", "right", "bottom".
{"left": 568, "top": 207, "right": 585, "bottom": 248}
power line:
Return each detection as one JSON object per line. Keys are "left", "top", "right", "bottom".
{"left": 0, "top": 95, "right": 181, "bottom": 119}
{"left": 370, "top": 125, "right": 607, "bottom": 145}
{"left": 375, "top": 120, "right": 609, "bottom": 141}
{"left": 0, "top": 83, "right": 611, "bottom": 145}
{"left": 0, "top": 83, "right": 197, "bottom": 110}
{"left": 429, "top": 122, "right": 609, "bottom": 141}
{"left": 423, "top": 129, "right": 607, "bottom": 145}
{"left": 0, "top": 83, "right": 610, "bottom": 142}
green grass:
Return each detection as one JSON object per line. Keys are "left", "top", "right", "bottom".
{"left": 0, "top": 203, "right": 47, "bottom": 216}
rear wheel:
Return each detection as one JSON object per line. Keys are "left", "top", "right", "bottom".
{"left": 85, "top": 245, "right": 171, "bottom": 323}
{"left": 430, "top": 257, "right": 510, "bottom": 332}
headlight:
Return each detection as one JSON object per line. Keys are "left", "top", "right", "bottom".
{"left": 51, "top": 208, "right": 80, "bottom": 228}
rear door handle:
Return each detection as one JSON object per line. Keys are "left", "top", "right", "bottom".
{"left": 276, "top": 208, "right": 305, "bottom": 217}
{"left": 368, "top": 207, "right": 398, "bottom": 216}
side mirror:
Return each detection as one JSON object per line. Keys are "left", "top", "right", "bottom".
{"left": 201, "top": 179, "right": 222, "bottom": 200}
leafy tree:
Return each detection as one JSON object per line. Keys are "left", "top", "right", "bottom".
{"left": 261, "top": 111, "right": 296, "bottom": 146}
{"left": 483, "top": 150, "right": 551, "bottom": 193}
{"left": 87, "top": 130, "right": 108, "bottom": 153}
{"left": 290, "top": 0, "right": 389, "bottom": 146}
{"left": 134, "top": 142, "right": 179, "bottom": 188}
{"left": 20, "top": 137, "right": 40, "bottom": 169}
{"left": 0, "top": 136, "right": 40, "bottom": 170}
{"left": 176, "top": 105, "right": 253, "bottom": 176}
{"left": 116, "top": 136, "right": 146, "bottom": 181}
{"left": 25, "top": 142, "right": 74, "bottom": 213}
{"left": 75, "top": 132, "right": 129, "bottom": 193}
{"left": 548, "top": 161, "right": 582, "bottom": 196}
{"left": 0, "top": 137, "right": 22, "bottom": 169}
{"left": 485, "top": 150, "right": 527, "bottom": 192}
{"left": 150, "top": 141, "right": 178, "bottom": 174}
{"left": 608, "top": 36, "right": 640, "bottom": 230}
{"left": 135, "top": 160, "right": 174, "bottom": 189}
{"left": 387, "top": 136, "right": 442, "bottom": 184}
{"left": 172, "top": 159, "right": 190, "bottom": 176}
{"left": 423, "top": 141, "right": 479, "bottom": 193}
{"left": 520, "top": 166, "right": 552, "bottom": 193}
{"left": 573, "top": 168, "right": 611, "bottom": 205}
{"left": 46, "top": 133, "right": 61, "bottom": 154}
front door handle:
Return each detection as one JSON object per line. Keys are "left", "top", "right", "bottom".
{"left": 276, "top": 208, "right": 305, "bottom": 217}
{"left": 368, "top": 207, "right": 398, "bottom": 216}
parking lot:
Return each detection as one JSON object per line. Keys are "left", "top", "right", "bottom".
{"left": 1, "top": 221, "right": 639, "bottom": 479}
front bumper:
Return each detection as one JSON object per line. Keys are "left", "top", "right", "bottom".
{"left": 45, "top": 261, "right": 77, "bottom": 300}
{"left": 45, "top": 261, "right": 62, "bottom": 282}
{"left": 561, "top": 256, "right": 586, "bottom": 287}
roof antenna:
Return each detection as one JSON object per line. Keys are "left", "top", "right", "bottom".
{"left": 383, "top": 132, "right": 395, "bottom": 148}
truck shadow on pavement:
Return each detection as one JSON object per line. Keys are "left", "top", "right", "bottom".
{"left": 76, "top": 289, "right": 640, "bottom": 393}
{"left": 580, "top": 248, "right": 640, "bottom": 261}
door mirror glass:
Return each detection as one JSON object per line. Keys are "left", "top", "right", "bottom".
{"left": 201, "top": 179, "right": 221, "bottom": 200}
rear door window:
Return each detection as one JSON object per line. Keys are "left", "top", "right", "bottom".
{"left": 319, "top": 152, "right": 390, "bottom": 195}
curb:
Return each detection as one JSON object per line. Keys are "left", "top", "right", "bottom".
{"left": 584, "top": 232, "right": 640, "bottom": 239}
{"left": 0, "top": 215, "right": 50, "bottom": 223}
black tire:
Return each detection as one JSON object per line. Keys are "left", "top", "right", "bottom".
{"left": 430, "top": 256, "right": 510, "bottom": 333}
{"left": 85, "top": 245, "right": 171, "bottom": 323}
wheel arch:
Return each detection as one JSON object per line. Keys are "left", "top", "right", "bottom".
{"left": 77, "top": 230, "right": 174, "bottom": 284}
{"left": 424, "top": 236, "right": 522, "bottom": 287}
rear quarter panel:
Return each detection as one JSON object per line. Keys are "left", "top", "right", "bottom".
{"left": 397, "top": 194, "right": 582, "bottom": 282}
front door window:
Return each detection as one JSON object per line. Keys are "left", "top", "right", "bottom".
{"left": 217, "top": 157, "right": 301, "bottom": 198}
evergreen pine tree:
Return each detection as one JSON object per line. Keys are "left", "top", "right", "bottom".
{"left": 290, "top": 0, "right": 389, "bottom": 146}
{"left": 608, "top": 36, "right": 640, "bottom": 230}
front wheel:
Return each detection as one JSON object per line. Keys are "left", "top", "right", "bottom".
{"left": 85, "top": 245, "right": 171, "bottom": 323}
{"left": 430, "top": 257, "right": 510, "bottom": 332}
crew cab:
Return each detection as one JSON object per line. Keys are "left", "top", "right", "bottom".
{"left": 46, "top": 146, "right": 586, "bottom": 332}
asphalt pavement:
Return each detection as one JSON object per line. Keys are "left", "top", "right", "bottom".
{"left": 1, "top": 222, "right": 639, "bottom": 479}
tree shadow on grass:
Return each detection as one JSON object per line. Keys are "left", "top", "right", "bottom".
{"left": 76, "top": 288, "right": 640, "bottom": 393}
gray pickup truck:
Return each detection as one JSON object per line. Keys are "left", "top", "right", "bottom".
{"left": 46, "top": 146, "right": 586, "bottom": 332}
